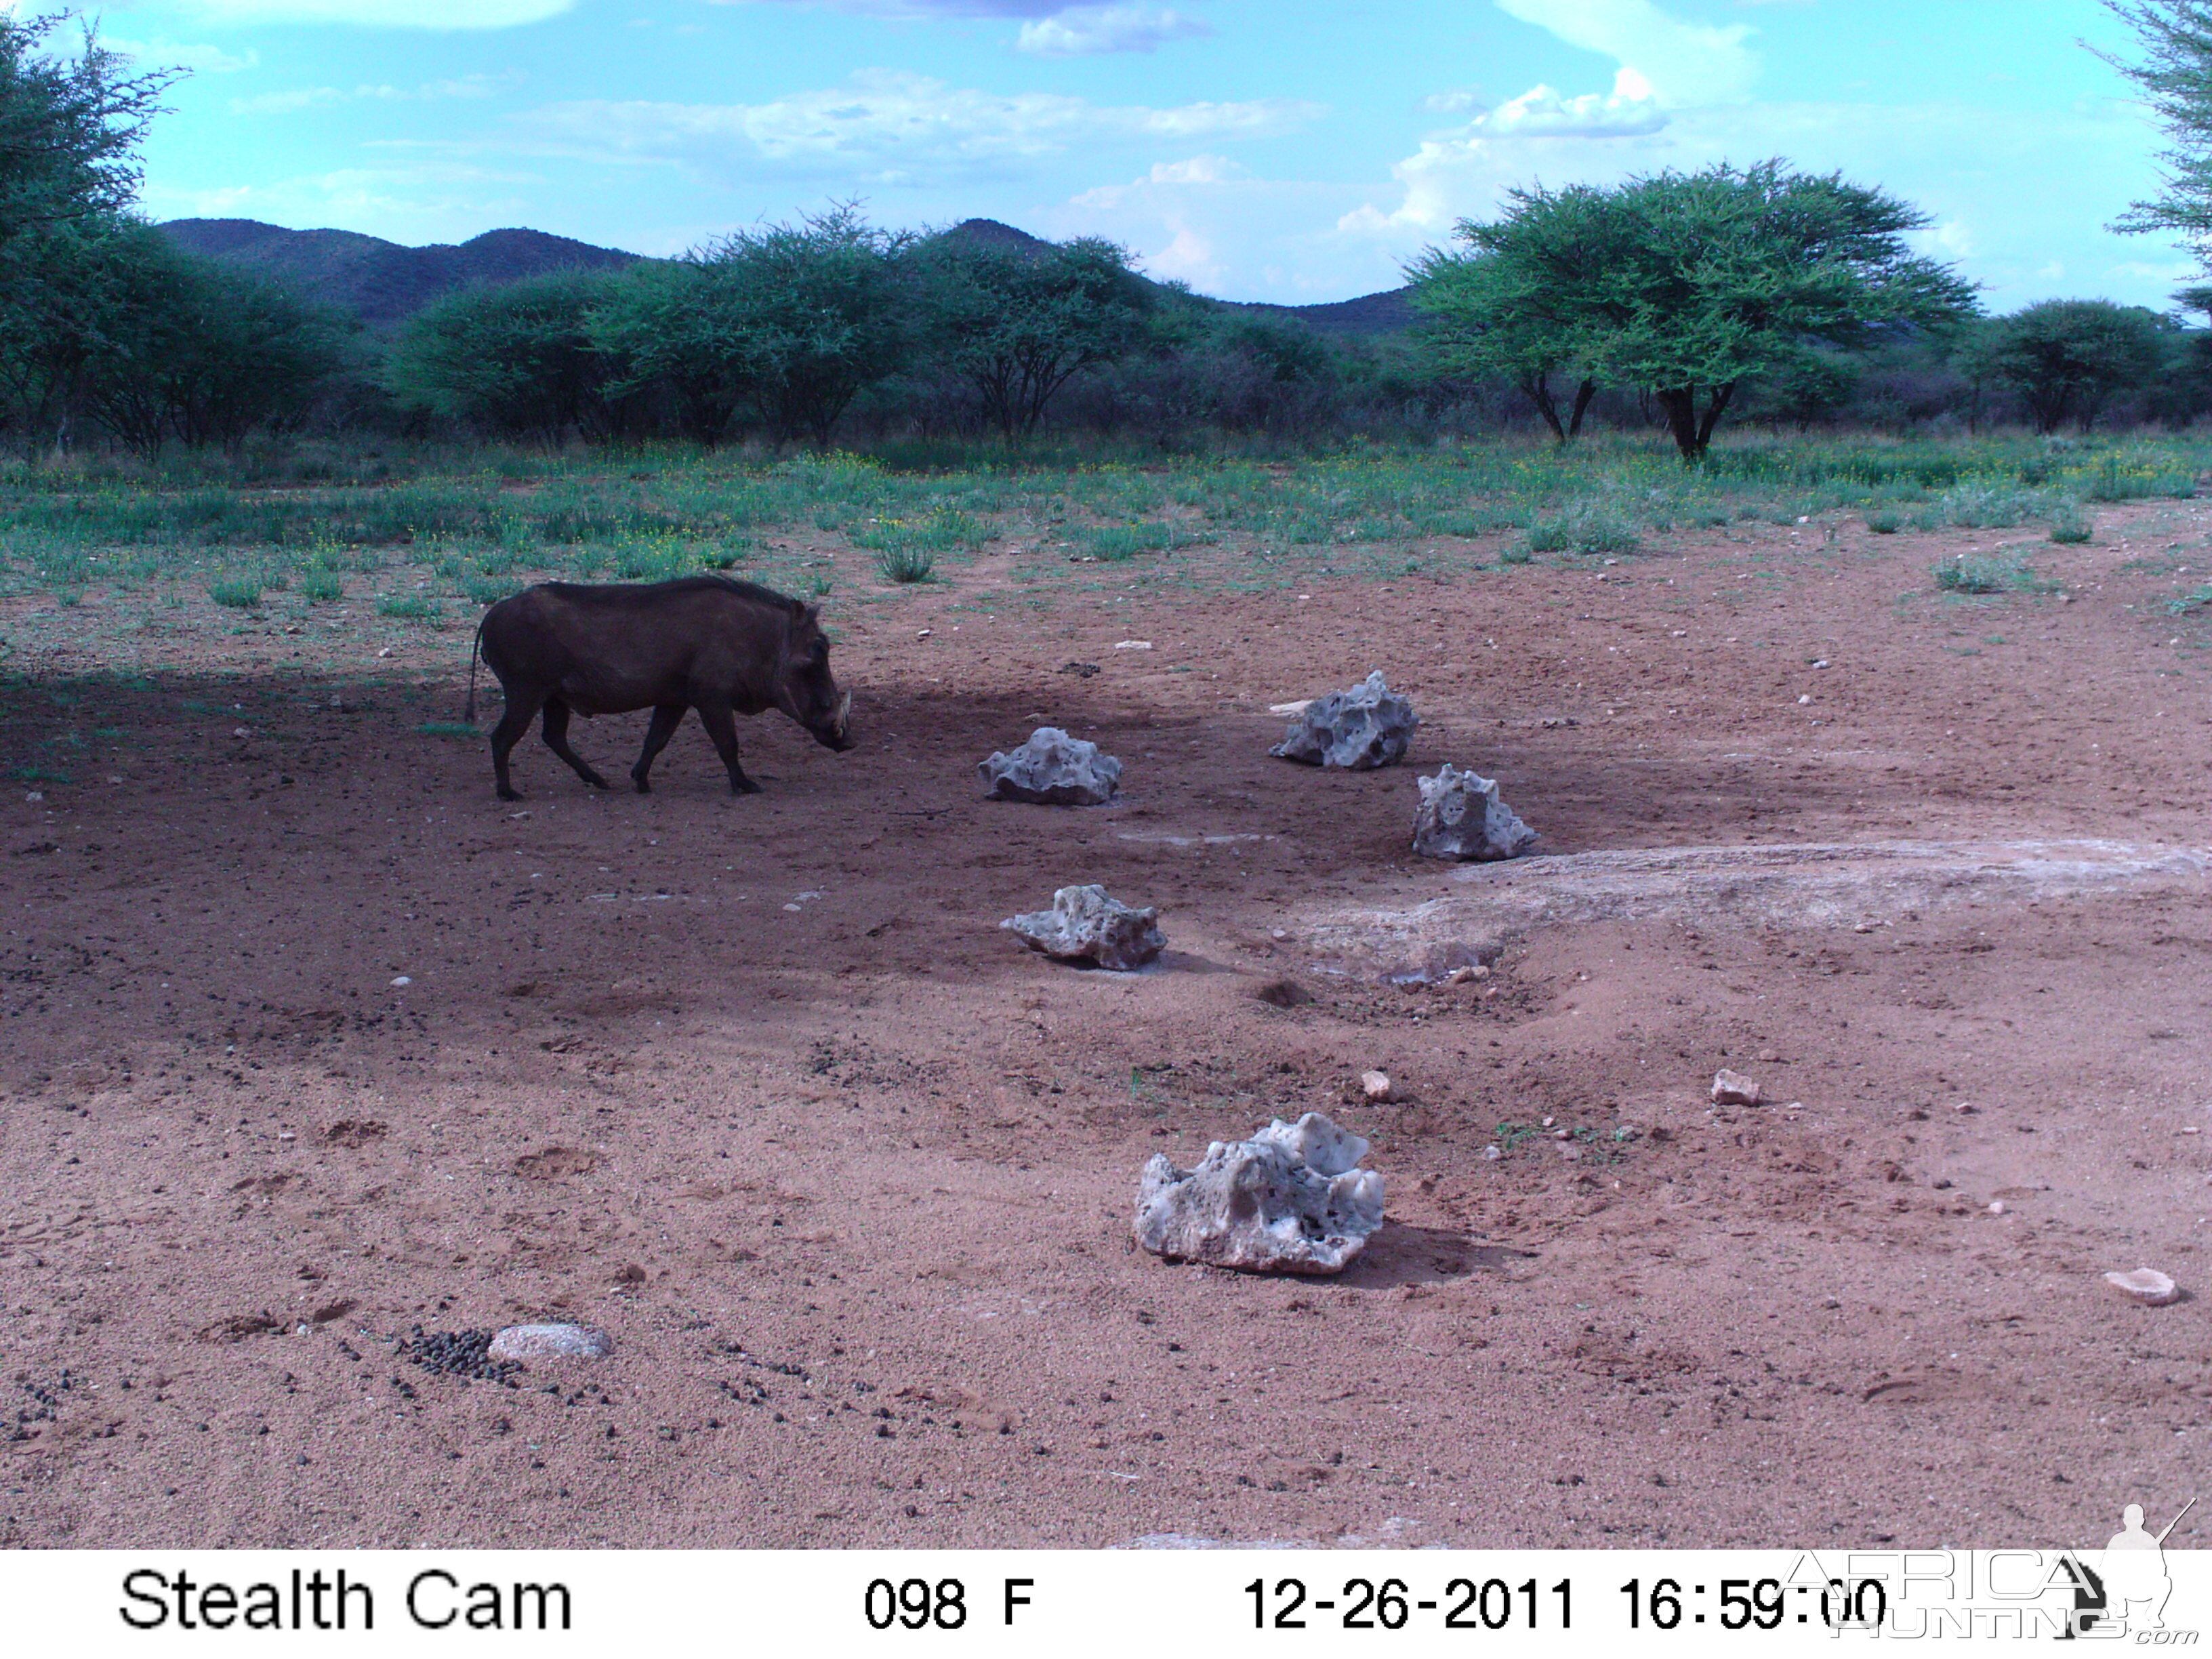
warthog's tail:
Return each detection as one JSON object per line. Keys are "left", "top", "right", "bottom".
{"left": 464, "top": 620, "right": 485, "bottom": 724}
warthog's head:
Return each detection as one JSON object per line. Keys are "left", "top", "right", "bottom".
{"left": 779, "top": 603, "right": 857, "bottom": 752}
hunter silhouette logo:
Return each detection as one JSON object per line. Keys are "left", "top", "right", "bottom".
{"left": 2062, "top": 1496, "right": 2196, "bottom": 1639}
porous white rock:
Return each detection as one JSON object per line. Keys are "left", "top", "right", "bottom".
{"left": 980, "top": 726, "right": 1122, "bottom": 806}
{"left": 1002, "top": 884, "right": 1164, "bottom": 970}
{"left": 1411, "top": 764, "right": 1538, "bottom": 861}
{"left": 1270, "top": 671, "right": 1417, "bottom": 769}
{"left": 1711, "top": 1069, "right": 1762, "bottom": 1106}
{"left": 2104, "top": 1269, "right": 2182, "bottom": 1307}
{"left": 1133, "top": 1112, "right": 1386, "bottom": 1275}
{"left": 488, "top": 1322, "right": 613, "bottom": 1364}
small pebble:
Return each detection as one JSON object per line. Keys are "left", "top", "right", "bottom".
{"left": 1360, "top": 1069, "right": 1393, "bottom": 1103}
{"left": 1796, "top": 695, "right": 1813, "bottom": 706}
{"left": 376, "top": 647, "right": 392, "bottom": 658}
{"left": 2104, "top": 1269, "right": 2181, "bottom": 1307}
{"left": 490, "top": 1323, "right": 615, "bottom": 1364}
{"left": 1481, "top": 1145, "right": 1502, "bottom": 1162}
{"left": 390, "top": 975, "right": 411, "bottom": 987}
{"left": 1113, "top": 640, "right": 1153, "bottom": 651}
{"left": 1987, "top": 1200, "right": 2007, "bottom": 1215}
{"left": 232, "top": 726, "right": 249, "bottom": 738}
{"left": 24, "top": 792, "right": 42, "bottom": 804}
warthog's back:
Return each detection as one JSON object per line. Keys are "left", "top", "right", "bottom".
{"left": 480, "top": 576, "right": 804, "bottom": 714}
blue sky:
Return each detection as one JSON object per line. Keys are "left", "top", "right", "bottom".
{"left": 91, "top": 0, "right": 2195, "bottom": 311}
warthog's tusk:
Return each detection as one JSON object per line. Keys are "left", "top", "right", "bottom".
{"left": 836, "top": 691, "right": 851, "bottom": 727}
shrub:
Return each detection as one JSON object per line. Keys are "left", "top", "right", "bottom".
{"left": 1934, "top": 554, "right": 2045, "bottom": 595}
{"left": 875, "top": 543, "right": 935, "bottom": 583}
{"left": 298, "top": 571, "right": 344, "bottom": 603}
{"left": 209, "top": 578, "right": 262, "bottom": 608}
{"left": 378, "top": 594, "right": 439, "bottom": 619}
{"left": 1864, "top": 510, "right": 1903, "bottom": 534}
{"left": 2048, "top": 509, "right": 2093, "bottom": 545}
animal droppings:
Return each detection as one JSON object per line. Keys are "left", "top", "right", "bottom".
{"left": 1411, "top": 764, "right": 1538, "bottom": 861}
{"left": 488, "top": 1322, "right": 616, "bottom": 1364}
{"left": 1002, "top": 884, "right": 1164, "bottom": 971}
{"left": 395, "top": 1326, "right": 524, "bottom": 1386}
{"left": 1134, "top": 1112, "right": 1386, "bottom": 1276}
{"left": 1271, "top": 671, "right": 1417, "bottom": 770}
{"left": 2102, "top": 1269, "right": 2181, "bottom": 1307}
{"left": 1711, "top": 1069, "right": 1762, "bottom": 1106}
{"left": 979, "top": 727, "right": 1123, "bottom": 806}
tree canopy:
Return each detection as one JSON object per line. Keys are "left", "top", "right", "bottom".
{"left": 1963, "top": 299, "right": 2177, "bottom": 433}
{"left": 1411, "top": 160, "right": 1978, "bottom": 459}
{"left": 2098, "top": 1, "right": 2212, "bottom": 252}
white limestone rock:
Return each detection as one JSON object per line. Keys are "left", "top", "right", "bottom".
{"left": 1412, "top": 764, "right": 1538, "bottom": 861}
{"left": 1270, "top": 671, "right": 1417, "bottom": 769}
{"left": 488, "top": 1323, "right": 613, "bottom": 1364}
{"left": 1002, "top": 884, "right": 1164, "bottom": 970}
{"left": 1711, "top": 1069, "right": 1762, "bottom": 1106}
{"left": 2104, "top": 1269, "right": 2182, "bottom": 1307}
{"left": 980, "top": 726, "right": 1122, "bottom": 806}
{"left": 1134, "top": 1112, "right": 1386, "bottom": 1275}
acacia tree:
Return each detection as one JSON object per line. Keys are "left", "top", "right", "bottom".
{"left": 1407, "top": 186, "right": 1613, "bottom": 443}
{"left": 1415, "top": 162, "right": 1977, "bottom": 460}
{"left": 388, "top": 270, "right": 634, "bottom": 443}
{"left": 2098, "top": 2, "right": 2212, "bottom": 250}
{"left": 0, "top": 14, "right": 178, "bottom": 451}
{"left": 914, "top": 234, "right": 1151, "bottom": 442}
{"left": 1969, "top": 299, "right": 2174, "bottom": 432}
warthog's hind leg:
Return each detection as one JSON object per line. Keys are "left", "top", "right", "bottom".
{"left": 540, "top": 697, "right": 611, "bottom": 790}
{"left": 488, "top": 688, "right": 547, "bottom": 801}
{"left": 695, "top": 701, "right": 762, "bottom": 794}
{"left": 631, "top": 703, "right": 688, "bottom": 793}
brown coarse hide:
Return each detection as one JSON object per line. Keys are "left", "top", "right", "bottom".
{"left": 467, "top": 576, "right": 855, "bottom": 801}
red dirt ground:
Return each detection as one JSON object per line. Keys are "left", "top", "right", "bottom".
{"left": 3, "top": 502, "right": 2209, "bottom": 1549}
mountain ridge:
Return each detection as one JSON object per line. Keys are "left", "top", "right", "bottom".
{"left": 156, "top": 215, "right": 1415, "bottom": 337}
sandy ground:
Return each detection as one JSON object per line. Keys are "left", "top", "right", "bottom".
{"left": 3, "top": 501, "right": 2209, "bottom": 1550}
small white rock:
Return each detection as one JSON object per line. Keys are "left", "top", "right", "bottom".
{"left": 1711, "top": 1069, "right": 1761, "bottom": 1106}
{"left": 1361, "top": 1070, "right": 1393, "bottom": 1103}
{"left": 1114, "top": 639, "right": 1153, "bottom": 651}
{"left": 1481, "top": 1145, "right": 1502, "bottom": 1161}
{"left": 1987, "top": 1200, "right": 2007, "bottom": 1215}
{"left": 1267, "top": 700, "right": 1313, "bottom": 717}
{"left": 390, "top": 975, "right": 411, "bottom": 987}
{"left": 24, "top": 791, "right": 42, "bottom": 804}
{"left": 1797, "top": 695, "right": 1813, "bottom": 705}
{"left": 489, "top": 1322, "right": 615, "bottom": 1364}
{"left": 2104, "top": 1269, "right": 2182, "bottom": 1307}
{"left": 376, "top": 647, "right": 392, "bottom": 658}
{"left": 232, "top": 726, "right": 250, "bottom": 738}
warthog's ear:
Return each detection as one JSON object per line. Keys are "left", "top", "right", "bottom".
{"left": 802, "top": 602, "right": 821, "bottom": 624}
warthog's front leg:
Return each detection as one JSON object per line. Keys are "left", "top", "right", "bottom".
{"left": 539, "top": 697, "right": 611, "bottom": 790}
{"left": 694, "top": 701, "right": 761, "bottom": 794}
{"left": 631, "top": 703, "right": 688, "bottom": 793}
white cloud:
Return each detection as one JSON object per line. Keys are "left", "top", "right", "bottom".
{"left": 231, "top": 73, "right": 516, "bottom": 115}
{"left": 1017, "top": 5, "right": 1206, "bottom": 54}
{"left": 710, "top": 1, "right": 1099, "bottom": 16}
{"left": 1481, "top": 82, "right": 1666, "bottom": 138}
{"left": 1493, "top": 0, "right": 1760, "bottom": 108}
{"left": 183, "top": 0, "right": 573, "bottom": 28}
{"left": 103, "top": 37, "right": 260, "bottom": 73}
{"left": 482, "top": 73, "right": 1322, "bottom": 183}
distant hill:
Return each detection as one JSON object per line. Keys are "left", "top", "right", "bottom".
{"left": 933, "top": 218, "right": 1415, "bottom": 339}
{"left": 156, "top": 220, "right": 644, "bottom": 328}
{"left": 160, "top": 214, "right": 1414, "bottom": 339}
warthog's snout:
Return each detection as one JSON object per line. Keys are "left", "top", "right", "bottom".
{"left": 815, "top": 689, "right": 857, "bottom": 752}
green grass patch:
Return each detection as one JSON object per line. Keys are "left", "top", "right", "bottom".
{"left": 377, "top": 594, "right": 440, "bottom": 620}
{"left": 416, "top": 721, "right": 478, "bottom": 739}
{"left": 1933, "top": 554, "right": 2050, "bottom": 596}
{"left": 298, "top": 570, "right": 344, "bottom": 603}
{"left": 874, "top": 543, "right": 936, "bottom": 583}
{"left": 2047, "top": 508, "right": 2093, "bottom": 545}
{"left": 208, "top": 578, "right": 264, "bottom": 609}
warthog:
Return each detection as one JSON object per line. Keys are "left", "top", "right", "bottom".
{"left": 466, "top": 576, "right": 855, "bottom": 801}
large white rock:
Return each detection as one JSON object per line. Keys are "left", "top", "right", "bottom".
{"left": 1002, "top": 884, "right": 1164, "bottom": 970}
{"left": 1134, "top": 1112, "right": 1386, "bottom": 1275}
{"left": 1270, "top": 671, "right": 1417, "bottom": 769}
{"left": 980, "top": 726, "right": 1122, "bottom": 805}
{"left": 1412, "top": 764, "right": 1538, "bottom": 861}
